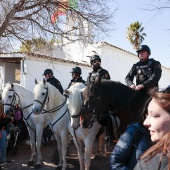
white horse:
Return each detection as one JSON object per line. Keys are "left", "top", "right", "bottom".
{"left": 32, "top": 79, "right": 69, "bottom": 170}
{"left": 1, "top": 83, "right": 49, "bottom": 169}
{"left": 65, "top": 83, "right": 120, "bottom": 170}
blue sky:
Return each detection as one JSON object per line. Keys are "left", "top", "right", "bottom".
{"left": 105, "top": 0, "right": 170, "bottom": 68}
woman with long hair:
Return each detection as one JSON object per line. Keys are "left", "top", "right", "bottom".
{"left": 135, "top": 86, "right": 170, "bottom": 170}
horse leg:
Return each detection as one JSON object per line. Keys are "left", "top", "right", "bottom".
{"left": 54, "top": 134, "right": 63, "bottom": 167}
{"left": 27, "top": 129, "right": 36, "bottom": 166}
{"left": 72, "top": 138, "right": 85, "bottom": 170}
{"left": 84, "top": 138, "right": 95, "bottom": 170}
{"left": 98, "top": 131, "right": 106, "bottom": 157}
{"left": 34, "top": 126, "right": 44, "bottom": 169}
{"left": 60, "top": 131, "right": 69, "bottom": 170}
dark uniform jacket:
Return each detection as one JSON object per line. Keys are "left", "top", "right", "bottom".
{"left": 47, "top": 76, "right": 63, "bottom": 94}
{"left": 125, "top": 58, "right": 162, "bottom": 94}
{"left": 87, "top": 66, "right": 110, "bottom": 84}
{"left": 67, "top": 77, "right": 86, "bottom": 89}
{"left": 134, "top": 153, "right": 169, "bottom": 170}
{"left": 110, "top": 122, "right": 153, "bottom": 170}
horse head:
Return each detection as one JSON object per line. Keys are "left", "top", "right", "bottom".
{"left": 2, "top": 83, "right": 20, "bottom": 115}
{"left": 32, "top": 78, "right": 48, "bottom": 114}
{"left": 65, "top": 83, "right": 86, "bottom": 129}
{"left": 80, "top": 78, "right": 109, "bottom": 129}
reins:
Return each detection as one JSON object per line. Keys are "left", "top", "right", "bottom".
{"left": 73, "top": 129, "right": 85, "bottom": 148}
{"left": 42, "top": 99, "right": 67, "bottom": 114}
{"left": 33, "top": 85, "right": 69, "bottom": 132}
{"left": 87, "top": 83, "right": 138, "bottom": 138}
{"left": 49, "top": 108, "right": 68, "bottom": 132}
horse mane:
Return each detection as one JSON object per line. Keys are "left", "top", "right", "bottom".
{"left": 13, "top": 83, "right": 33, "bottom": 96}
{"left": 67, "top": 83, "right": 85, "bottom": 114}
{"left": 87, "top": 80, "right": 139, "bottom": 109}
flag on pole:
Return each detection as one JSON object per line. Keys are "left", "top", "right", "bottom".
{"left": 69, "top": 0, "right": 78, "bottom": 9}
{"left": 51, "top": 0, "right": 78, "bottom": 23}
{"left": 51, "top": 10, "right": 58, "bottom": 23}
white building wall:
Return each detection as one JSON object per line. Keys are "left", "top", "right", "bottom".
{"left": 21, "top": 56, "right": 91, "bottom": 92}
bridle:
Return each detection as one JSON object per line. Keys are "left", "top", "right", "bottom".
{"left": 33, "top": 87, "right": 49, "bottom": 113}
{"left": 33, "top": 87, "right": 68, "bottom": 114}
{"left": 4, "top": 88, "right": 34, "bottom": 110}
{"left": 3, "top": 88, "right": 20, "bottom": 109}
{"left": 3, "top": 87, "right": 35, "bottom": 131}
{"left": 33, "top": 85, "right": 68, "bottom": 132}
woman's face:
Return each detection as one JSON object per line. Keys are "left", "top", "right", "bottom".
{"left": 144, "top": 98, "right": 170, "bottom": 142}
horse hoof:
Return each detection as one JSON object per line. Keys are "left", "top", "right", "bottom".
{"left": 27, "top": 161, "right": 34, "bottom": 166}
{"left": 34, "top": 164, "right": 41, "bottom": 169}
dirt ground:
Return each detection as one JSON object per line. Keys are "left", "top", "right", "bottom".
{"left": 1, "top": 139, "right": 114, "bottom": 170}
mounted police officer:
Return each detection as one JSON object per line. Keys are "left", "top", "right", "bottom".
{"left": 87, "top": 54, "right": 110, "bottom": 84}
{"left": 43, "top": 69, "right": 63, "bottom": 94}
{"left": 67, "top": 66, "right": 86, "bottom": 89}
{"left": 125, "top": 45, "right": 162, "bottom": 96}
{"left": 87, "top": 54, "right": 114, "bottom": 145}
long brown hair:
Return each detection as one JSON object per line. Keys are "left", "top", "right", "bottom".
{"left": 141, "top": 89, "right": 170, "bottom": 170}
{"left": 0, "top": 101, "right": 4, "bottom": 118}
{"left": 141, "top": 132, "right": 170, "bottom": 170}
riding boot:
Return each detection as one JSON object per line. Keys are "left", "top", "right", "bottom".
{"left": 104, "top": 117, "right": 115, "bottom": 145}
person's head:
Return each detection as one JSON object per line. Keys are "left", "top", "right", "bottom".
{"left": 144, "top": 87, "right": 170, "bottom": 143}
{"left": 70, "top": 67, "right": 82, "bottom": 79}
{"left": 90, "top": 54, "right": 101, "bottom": 69}
{"left": 43, "top": 69, "right": 53, "bottom": 80}
{"left": 136, "top": 45, "right": 151, "bottom": 62}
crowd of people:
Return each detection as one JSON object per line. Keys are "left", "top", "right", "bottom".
{"left": 1, "top": 44, "right": 170, "bottom": 170}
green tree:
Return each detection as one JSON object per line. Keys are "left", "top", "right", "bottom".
{"left": 19, "top": 37, "right": 47, "bottom": 52}
{"left": 126, "top": 21, "right": 146, "bottom": 50}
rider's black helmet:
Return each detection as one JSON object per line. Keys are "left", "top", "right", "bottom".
{"left": 90, "top": 55, "right": 101, "bottom": 64}
{"left": 136, "top": 45, "right": 151, "bottom": 56}
{"left": 43, "top": 69, "right": 53, "bottom": 75}
{"left": 70, "top": 66, "right": 82, "bottom": 75}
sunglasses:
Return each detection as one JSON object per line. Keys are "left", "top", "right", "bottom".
{"left": 93, "top": 60, "right": 101, "bottom": 63}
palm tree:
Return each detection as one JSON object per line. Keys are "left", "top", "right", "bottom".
{"left": 126, "top": 21, "right": 146, "bottom": 50}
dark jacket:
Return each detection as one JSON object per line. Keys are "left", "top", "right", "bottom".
{"left": 87, "top": 66, "right": 110, "bottom": 84}
{"left": 125, "top": 58, "right": 162, "bottom": 94}
{"left": 67, "top": 77, "right": 86, "bottom": 89}
{"left": 0, "top": 116, "right": 13, "bottom": 130}
{"left": 47, "top": 76, "right": 63, "bottom": 94}
{"left": 134, "top": 153, "right": 169, "bottom": 170}
{"left": 110, "top": 122, "right": 153, "bottom": 170}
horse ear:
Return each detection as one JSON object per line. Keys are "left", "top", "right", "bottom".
{"left": 43, "top": 78, "right": 46, "bottom": 85}
{"left": 35, "top": 79, "right": 38, "bottom": 84}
